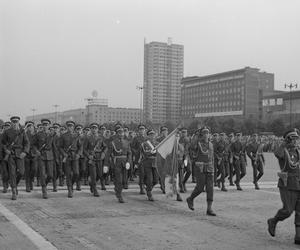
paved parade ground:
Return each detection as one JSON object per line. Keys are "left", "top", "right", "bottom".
{"left": 0, "top": 154, "right": 298, "bottom": 250}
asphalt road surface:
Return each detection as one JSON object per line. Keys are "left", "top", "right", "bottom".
{"left": 0, "top": 153, "right": 298, "bottom": 250}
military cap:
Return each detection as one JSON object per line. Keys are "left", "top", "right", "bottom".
{"left": 37, "top": 123, "right": 43, "bottom": 128}
{"left": 228, "top": 133, "right": 234, "bottom": 137}
{"left": 4, "top": 121, "right": 11, "bottom": 127}
{"left": 83, "top": 126, "right": 91, "bottom": 131}
{"left": 99, "top": 125, "right": 106, "bottom": 130}
{"left": 124, "top": 126, "right": 129, "bottom": 131}
{"left": 90, "top": 123, "right": 99, "bottom": 129}
{"left": 160, "top": 126, "right": 168, "bottom": 133}
{"left": 252, "top": 133, "right": 258, "bottom": 137}
{"left": 115, "top": 126, "right": 124, "bottom": 133}
{"left": 60, "top": 125, "right": 67, "bottom": 130}
{"left": 66, "top": 120, "right": 75, "bottom": 126}
{"left": 199, "top": 126, "right": 210, "bottom": 135}
{"left": 213, "top": 133, "right": 219, "bottom": 136}
{"left": 52, "top": 123, "right": 60, "bottom": 128}
{"left": 75, "top": 124, "right": 83, "bottom": 130}
{"left": 10, "top": 116, "right": 20, "bottom": 122}
{"left": 284, "top": 129, "right": 299, "bottom": 140}
{"left": 41, "top": 118, "right": 51, "bottom": 125}
{"left": 181, "top": 127, "right": 188, "bottom": 133}
{"left": 138, "top": 124, "right": 146, "bottom": 130}
{"left": 25, "top": 121, "right": 34, "bottom": 127}
{"left": 236, "top": 132, "right": 242, "bottom": 136}
{"left": 147, "top": 129, "right": 155, "bottom": 136}
{"left": 220, "top": 132, "right": 226, "bottom": 136}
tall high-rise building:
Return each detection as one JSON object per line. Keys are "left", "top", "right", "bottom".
{"left": 143, "top": 38, "right": 184, "bottom": 124}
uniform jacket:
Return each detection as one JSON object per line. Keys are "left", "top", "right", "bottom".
{"left": 33, "top": 130, "right": 56, "bottom": 161}
{"left": 59, "top": 131, "right": 82, "bottom": 160}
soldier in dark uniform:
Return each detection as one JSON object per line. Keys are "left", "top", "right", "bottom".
{"left": 33, "top": 119, "right": 57, "bottom": 199}
{"left": 2, "top": 116, "right": 29, "bottom": 200}
{"left": 130, "top": 124, "right": 147, "bottom": 194}
{"left": 189, "top": 130, "right": 200, "bottom": 184}
{"left": 140, "top": 129, "right": 159, "bottom": 201}
{"left": 156, "top": 126, "right": 169, "bottom": 194}
{"left": 82, "top": 126, "right": 91, "bottom": 185}
{"left": 75, "top": 124, "right": 85, "bottom": 191}
{"left": 215, "top": 132, "right": 228, "bottom": 191}
{"left": 99, "top": 125, "right": 110, "bottom": 186}
{"left": 179, "top": 128, "right": 191, "bottom": 193}
{"left": 84, "top": 123, "right": 108, "bottom": 197}
{"left": 186, "top": 126, "right": 216, "bottom": 216}
{"left": 110, "top": 126, "right": 132, "bottom": 203}
{"left": 231, "top": 132, "right": 246, "bottom": 191}
{"left": 212, "top": 133, "right": 219, "bottom": 186}
{"left": 52, "top": 123, "right": 62, "bottom": 191}
{"left": 246, "top": 133, "right": 265, "bottom": 190}
{"left": 24, "top": 121, "right": 37, "bottom": 192}
{"left": 267, "top": 129, "right": 300, "bottom": 245}
{"left": 0, "top": 122, "right": 11, "bottom": 193}
{"left": 227, "top": 133, "right": 235, "bottom": 186}
{"left": 59, "top": 120, "right": 82, "bottom": 198}
{"left": 35, "top": 123, "right": 43, "bottom": 187}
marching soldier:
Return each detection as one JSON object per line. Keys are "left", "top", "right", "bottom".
{"left": 186, "top": 126, "right": 216, "bottom": 216}
{"left": 110, "top": 126, "right": 132, "bottom": 203}
{"left": 130, "top": 124, "right": 147, "bottom": 194}
{"left": 75, "top": 124, "right": 86, "bottom": 191}
{"left": 140, "top": 129, "right": 159, "bottom": 201}
{"left": 230, "top": 132, "right": 246, "bottom": 191}
{"left": 212, "top": 133, "right": 219, "bottom": 186}
{"left": 156, "top": 126, "right": 169, "bottom": 194}
{"left": 179, "top": 128, "right": 192, "bottom": 193}
{"left": 0, "top": 122, "right": 11, "bottom": 193}
{"left": 84, "top": 123, "right": 107, "bottom": 197}
{"left": 214, "top": 132, "right": 228, "bottom": 191}
{"left": 52, "top": 123, "right": 62, "bottom": 191}
{"left": 59, "top": 120, "right": 82, "bottom": 198}
{"left": 246, "top": 133, "right": 265, "bottom": 190}
{"left": 82, "top": 126, "right": 91, "bottom": 185}
{"left": 2, "top": 116, "right": 29, "bottom": 200}
{"left": 227, "top": 133, "right": 235, "bottom": 186}
{"left": 33, "top": 119, "right": 57, "bottom": 199}
{"left": 24, "top": 121, "right": 37, "bottom": 192}
{"left": 267, "top": 129, "right": 300, "bottom": 245}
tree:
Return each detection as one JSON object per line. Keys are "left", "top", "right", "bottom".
{"left": 267, "top": 118, "right": 286, "bottom": 136}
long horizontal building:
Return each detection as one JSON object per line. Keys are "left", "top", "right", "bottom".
{"left": 181, "top": 67, "right": 276, "bottom": 120}
{"left": 26, "top": 92, "right": 141, "bottom": 126}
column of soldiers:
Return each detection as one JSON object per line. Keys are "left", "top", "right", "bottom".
{"left": 0, "top": 116, "right": 268, "bottom": 204}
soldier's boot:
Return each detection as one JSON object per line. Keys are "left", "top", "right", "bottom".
{"left": 221, "top": 182, "right": 228, "bottom": 192}
{"left": 100, "top": 180, "right": 106, "bottom": 191}
{"left": 42, "top": 186, "right": 48, "bottom": 199}
{"left": 83, "top": 177, "right": 88, "bottom": 186}
{"left": 139, "top": 185, "right": 145, "bottom": 195}
{"left": 182, "top": 182, "right": 187, "bottom": 192}
{"left": 295, "top": 226, "right": 300, "bottom": 245}
{"left": 118, "top": 196, "right": 125, "bottom": 203}
{"left": 36, "top": 178, "right": 40, "bottom": 187}
{"left": 93, "top": 186, "right": 100, "bottom": 197}
{"left": 186, "top": 197, "right": 194, "bottom": 211}
{"left": 147, "top": 191, "right": 154, "bottom": 201}
{"left": 25, "top": 183, "right": 31, "bottom": 192}
{"left": 3, "top": 182, "right": 8, "bottom": 193}
{"left": 206, "top": 201, "right": 216, "bottom": 216}
{"left": 229, "top": 177, "right": 234, "bottom": 186}
{"left": 89, "top": 182, "right": 94, "bottom": 193}
{"left": 53, "top": 180, "right": 57, "bottom": 192}
{"left": 11, "top": 188, "right": 17, "bottom": 200}
{"left": 59, "top": 176, "right": 64, "bottom": 187}
{"left": 176, "top": 193, "right": 183, "bottom": 202}
{"left": 76, "top": 181, "right": 81, "bottom": 191}
{"left": 30, "top": 181, "right": 33, "bottom": 191}
{"left": 254, "top": 182, "right": 260, "bottom": 190}
{"left": 267, "top": 217, "right": 278, "bottom": 237}
{"left": 67, "top": 186, "right": 73, "bottom": 198}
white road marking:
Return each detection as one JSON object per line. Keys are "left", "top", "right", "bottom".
{"left": 0, "top": 202, "right": 57, "bottom": 250}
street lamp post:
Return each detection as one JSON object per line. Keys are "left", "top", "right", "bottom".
{"left": 136, "top": 86, "right": 144, "bottom": 124}
{"left": 53, "top": 104, "right": 59, "bottom": 123}
{"left": 284, "top": 83, "right": 298, "bottom": 127}
{"left": 31, "top": 108, "right": 36, "bottom": 123}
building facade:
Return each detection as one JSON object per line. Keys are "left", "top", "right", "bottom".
{"left": 181, "top": 67, "right": 275, "bottom": 121}
{"left": 26, "top": 93, "right": 141, "bottom": 125}
{"left": 143, "top": 38, "right": 184, "bottom": 124}
{"left": 262, "top": 90, "right": 300, "bottom": 125}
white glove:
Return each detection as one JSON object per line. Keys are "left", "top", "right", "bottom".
{"left": 134, "top": 164, "right": 138, "bottom": 169}
{"left": 151, "top": 149, "right": 157, "bottom": 154}
{"left": 125, "top": 162, "right": 130, "bottom": 170}
{"left": 103, "top": 166, "right": 109, "bottom": 173}
{"left": 184, "top": 159, "right": 188, "bottom": 167}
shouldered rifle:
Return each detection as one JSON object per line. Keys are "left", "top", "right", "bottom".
{"left": 4, "top": 129, "right": 25, "bottom": 161}
{"left": 62, "top": 134, "right": 81, "bottom": 163}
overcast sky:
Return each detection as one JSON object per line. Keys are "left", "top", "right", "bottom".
{"left": 1, "top": 0, "right": 300, "bottom": 121}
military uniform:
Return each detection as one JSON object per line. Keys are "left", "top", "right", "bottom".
{"left": 267, "top": 129, "right": 300, "bottom": 245}
{"left": 84, "top": 123, "right": 108, "bottom": 197}
{"left": 140, "top": 130, "right": 159, "bottom": 201}
{"left": 110, "top": 127, "right": 132, "bottom": 203}
{"left": 186, "top": 127, "right": 216, "bottom": 216}
{"left": 246, "top": 134, "right": 265, "bottom": 189}
{"left": 59, "top": 121, "right": 82, "bottom": 198}
{"left": 130, "top": 125, "right": 146, "bottom": 194}
{"left": 1, "top": 116, "right": 30, "bottom": 200}
{"left": 214, "top": 133, "right": 228, "bottom": 191}
{"left": 230, "top": 133, "right": 246, "bottom": 190}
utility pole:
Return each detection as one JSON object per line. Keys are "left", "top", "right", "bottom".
{"left": 136, "top": 86, "right": 144, "bottom": 124}
{"left": 53, "top": 104, "right": 59, "bottom": 123}
{"left": 284, "top": 83, "right": 298, "bottom": 127}
{"left": 31, "top": 108, "right": 36, "bottom": 123}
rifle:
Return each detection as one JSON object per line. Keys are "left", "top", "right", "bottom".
{"left": 62, "top": 134, "right": 81, "bottom": 163}
{"left": 88, "top": 137, "right": 105, "bottom": 165}
{"left": 4, "top": 129, "right": 25, "bottom": 162}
